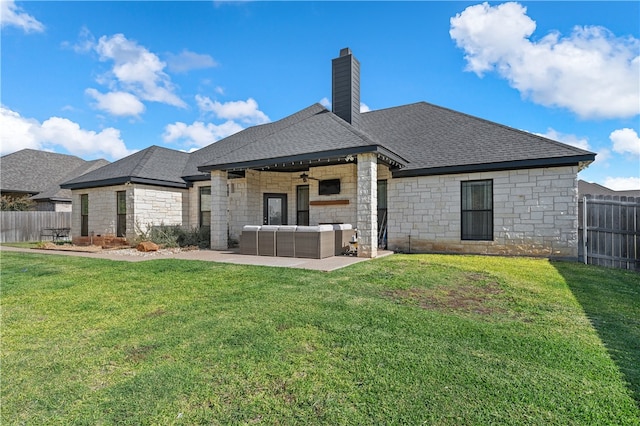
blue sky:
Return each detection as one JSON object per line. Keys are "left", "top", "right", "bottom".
{"left": 2, "top": 1, "right": 639, "bottom": 189}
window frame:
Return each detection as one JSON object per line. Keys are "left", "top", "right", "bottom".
{"left": 116, "top": 191, "right": 126, "bottom": 237}
{"left": 199, "top": 186, "right": 211, "bottom": 229}
{"left": 460, "top": 179, "right": 494, "bottom": 241}
{"left": 80, "top": 194, "right": 89, "bottom": 237}
{"left": 296, "top": 185, "right": 309, "bottom": 226}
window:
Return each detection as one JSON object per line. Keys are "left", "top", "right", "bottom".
{"left": 116, "top": 191, "right": 126, "bottom": 237}
{"left": 377, "top": 180, "right": 388, "bottom": 249}
{"left": 199, "top": 186, "right": 211, "bottom": 229}
{"left": 297, "top": 185, "right": 309, "bottom": 226}
{"left": 80, "top": 194, "right": 89, "bottom": 237}
{"left": 461, "top": 180, "right": 493, "bottom": 241}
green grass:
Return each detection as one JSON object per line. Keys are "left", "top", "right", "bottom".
{"left": 1, "top": 252, "right": 638, "bottom": 425}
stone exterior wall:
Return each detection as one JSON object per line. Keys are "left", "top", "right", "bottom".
{"left": 132, "top": 185, "right": 187, "bottom": 231}
{"left": 71, "top": 184, "right": 187, "bottom": 242}
{"left": 387, "top": 166, "right": 580, "bottom": 258}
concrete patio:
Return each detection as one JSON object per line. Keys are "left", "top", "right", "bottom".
{"left": 0, "top": 245, "right": 394, "bottom": 272}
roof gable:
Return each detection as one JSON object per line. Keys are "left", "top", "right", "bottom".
{"left": 1, "top": 149, "right": 111, "bottom": 202}
{"left": 61, "top": 146, "right": 191, "bottom": 189}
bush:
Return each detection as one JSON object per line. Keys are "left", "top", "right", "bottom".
{"left": 135, "top": 221, "right": 210, "bottom": 249}
{"left": 1, "top": 195, "right": 35, "bottom": 211}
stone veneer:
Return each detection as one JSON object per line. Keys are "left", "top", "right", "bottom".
{"left": 70, "top": 184, "right": 187, "bottom": 242}
{"left": 386, "top": 166, "right": 580, "bottom": 258}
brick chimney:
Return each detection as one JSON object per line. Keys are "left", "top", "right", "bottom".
{"left": 332, "top": 48, "right": 361, "bottom": 128}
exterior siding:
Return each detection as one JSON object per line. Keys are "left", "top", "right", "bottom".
{"left": 71, "top": 184, "right": 187, "bottom": 242}
{"left": 387, "top": 166, "right": 580, "bottom": 258}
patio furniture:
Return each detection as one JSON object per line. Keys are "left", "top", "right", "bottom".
{"left": 294, "top": 225, "right": 335, "bottom": 259}
{"left": 258, "top": 225, "right": 280, "bottom": 256}
{"left": 332, "top": 224, "right": 356, "bottom": 255}
{"left": 276, "top": 225, "right": 297, "bottom": 257}
{"left": 240, "top": 225, "right": 261, "bottom": 255}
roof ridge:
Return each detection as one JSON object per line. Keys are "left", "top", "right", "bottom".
{"left": 130, "top": 145, "right": 160, "bottom": 176}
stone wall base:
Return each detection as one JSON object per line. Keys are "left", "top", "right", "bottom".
{"left": 388, "top": 238, "right": 576, "bottom": 258}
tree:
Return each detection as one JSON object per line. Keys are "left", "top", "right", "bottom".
{"left": 1, "top": 195, "right": 35, "bottom": 211}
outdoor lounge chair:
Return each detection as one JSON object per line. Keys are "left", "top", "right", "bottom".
{"left": 240, "top": 225, "right": 261, "bottom": 255}
{"left": 258, "top": 225, "right": 279, "bottom": 256}
{"left": 294, "top": 225, "right": 335, "bottom": 259}
{"left": 276, "top": 225, "right": 297, "bottom": 257}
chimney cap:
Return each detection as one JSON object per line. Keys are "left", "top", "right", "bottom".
{"left": 339, "top": 47, "right": 352, "bottom": 57}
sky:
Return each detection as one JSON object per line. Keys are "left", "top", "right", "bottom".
{"left": 1, "top": 1, "right": 639, "bottom": 190}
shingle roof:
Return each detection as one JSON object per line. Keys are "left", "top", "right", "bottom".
{"left": 359, "top": 102, "right": 595, "bottom": 176}
{"left": 0, "top": 149, "right": 110, "bottom": 200}
{"left": 61, "top": 145, "right": 191, "bottom": 189}
{"left": 191, "top": 103, "right": 405, "bottom": 175}
{"left": 195, "top": 101, "right": 594, "bottom": 176}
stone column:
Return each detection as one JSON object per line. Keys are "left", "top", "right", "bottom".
{"left": 357, "top": 152, "right": 378, "bottom": 258}
{"left": 210, "top": 170, "right": 228, "bottom": 250}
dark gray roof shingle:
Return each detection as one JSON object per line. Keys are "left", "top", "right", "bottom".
{"left": 359, "top": 102, "right": 594, "bottom": 175}
{"left": 0, "top": 149, "right": 110, "bottom": 201}
{"left": 61, "top": 146, "right": 191, "bottom": 189}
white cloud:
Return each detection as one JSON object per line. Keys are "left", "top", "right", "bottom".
{"left": 0, "top": 106, "right": 133, "bottom": 160}
{"left": 450, "top": 2, "right": 640, "bottom": 119}
{"left": 1, "top": 0, "right": 44, "bottom": 33}
{"left": 196, "top": 96, "right": 270, "bottom": 125}
{"left": 610, "top": 128, "right": 640, "bottom": 156}
{"left": 536, "top": 128, "right": 590, "bottom": 151}
{"left": 94, "top": 33, "right": 186, "bottom": 108}
{"left": 85, "top": 88, "right": 145, "bottom": 117}
{"left": 319, "top": 97, "right": 331, "bottom": 109}
{"left": 604, "top": 177, "right": 640, "bottom": 191}
{"left": 165, "top": 49, "right": 217, "bottom": 73}
{"left": 360, "top": 103, "right": 371, "bottom": 113}
{"left": 163, "top": 120, "right": 244, "bottom": 148}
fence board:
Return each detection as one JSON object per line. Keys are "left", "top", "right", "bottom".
{"left": 578, "top": 195, "right": 639, "bottom": 271}
{"left": 0, "top": 211, "right": 71, "bottom": 243}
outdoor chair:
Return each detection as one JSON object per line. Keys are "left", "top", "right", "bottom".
{"left": 257, "top": 225, "right": 279, "bottom": 256}
{"left": 294, "top": 225, "right": 335, "bottom": 259}
{"left": 240, "top": 225, "right": 261, "bottom": 255}
{"left": 276, "top": 225, "right": 297, "bottom": 257}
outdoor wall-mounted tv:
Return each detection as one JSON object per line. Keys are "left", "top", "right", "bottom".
{"left": 318, "top": 179, "right": 340, "bottom": 195}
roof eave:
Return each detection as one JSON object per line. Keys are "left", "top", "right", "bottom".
{"left": 61, "top": 176, "right": 189, "bottom": 190}
{"left": 392, "top": 154, "right": 596, "bottom": 178}
{"left": 198, "top": 145, "right": 408, "bottom": 172}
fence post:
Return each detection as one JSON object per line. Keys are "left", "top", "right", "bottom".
{"left": 582, "top": 196, "right": 588, "bottom": 265}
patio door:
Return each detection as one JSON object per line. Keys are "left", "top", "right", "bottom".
{"left": 263, "top": 193, "right": 287, "bottom": 225}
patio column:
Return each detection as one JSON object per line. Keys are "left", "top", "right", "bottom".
{"left": 210, "top": 170, "right": 228, "bottom": 250}
{"left": 357, "top": 152, "right": 377, "bottom": 258}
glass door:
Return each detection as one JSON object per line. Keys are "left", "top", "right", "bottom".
{"left": 263, "top": 193, "right": 288, "bottom": 225}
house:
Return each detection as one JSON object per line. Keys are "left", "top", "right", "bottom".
{"left": 61, "top": 48, "right": 595, "bottom": 258}
{"left": 1, "top": 149, "right": 109, "bottom": 211}
{"left": 578, "top": 180, "right": 640, "bottom": 198}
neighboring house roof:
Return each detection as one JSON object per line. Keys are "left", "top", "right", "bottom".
{"left": 0, "top": 149, "right": 109, "bottom": 202}
{"left": 61, "top": 145, "right": 191, "bottom": 189}
{"left": 579, "top": 180, "right": 640, "bottom": 197}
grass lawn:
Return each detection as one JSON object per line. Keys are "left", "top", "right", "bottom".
{"left": 1, "top": 251, "right": 638, "bottom": 425}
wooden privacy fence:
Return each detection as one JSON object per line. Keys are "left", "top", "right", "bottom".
{"left": 578, "top": 195, "right": 639, "bottom": 271}
{"left": 0, "top": 211, "right": 71, "bottom": 243}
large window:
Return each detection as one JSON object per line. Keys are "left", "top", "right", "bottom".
{"left": 116, "top": 191, "right": 126, "bottom": 237}
{"left": 297, "top": 185, "right": 309, "bottom": 226}
{"left": 199, "top": 186, "right": 211, "bottom": 229}
{"left": 461, "top": 180, "right": 493, "bottom": 241}
{"left": 80, "top": 194, "right": 89, "bottom": 237}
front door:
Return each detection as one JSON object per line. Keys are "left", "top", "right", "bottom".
{"left": 263, "top": 193, "right": 288, "bottom": 225}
